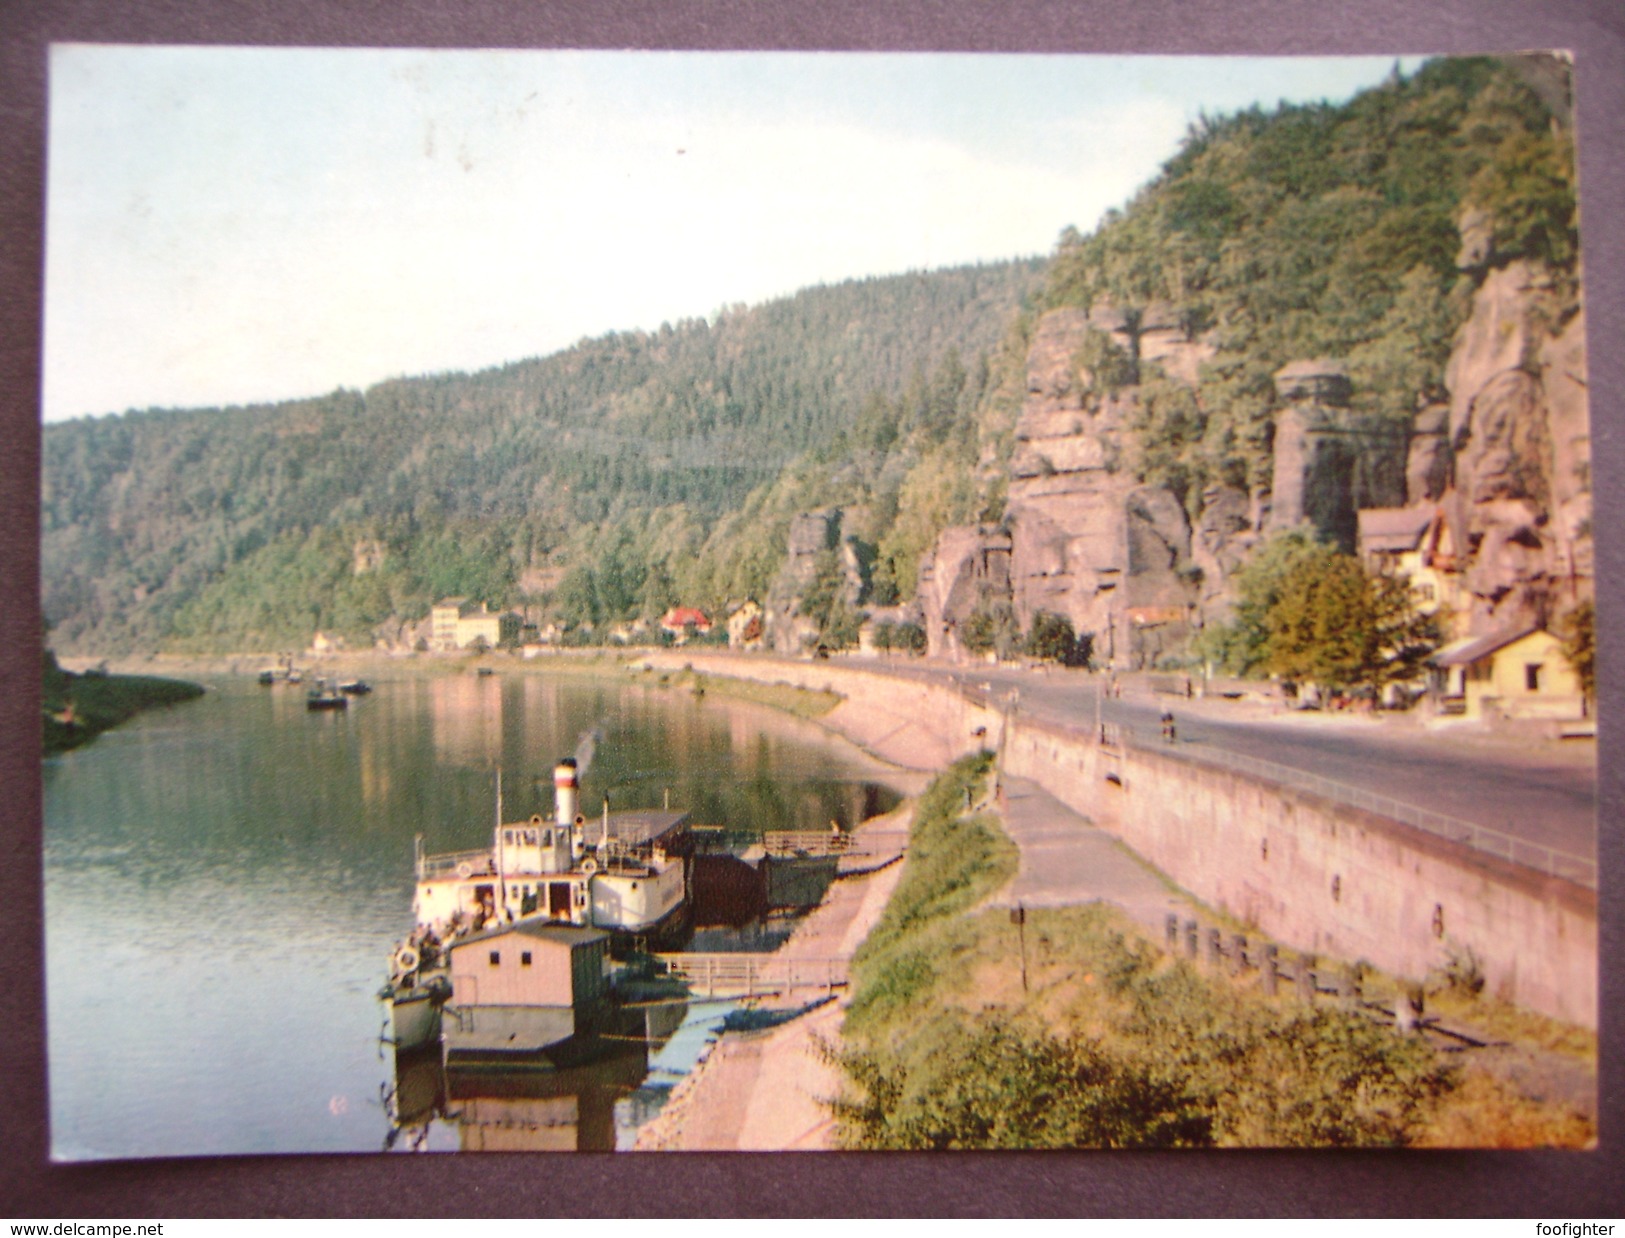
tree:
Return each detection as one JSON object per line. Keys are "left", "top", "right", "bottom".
{"left": 1263, "top": 549, "right": 1438, "bottom": 693}
{"left": 1025, "top": 612, "right": 1091, "bottom": 667}
{"left": 801, "top": 550, "right": 862, "bottom": 650}
{"left": 960, "top": 600, "right": 1020, "bottom": 660}
{"left": 892, "top": 622, "right": 928, "bottom": 655}
{"left": 1557, "top": 598, "right": 1595, "bottom": 711}
{"left": 1203, "top": 527, "right": 1332, "bottom": 676}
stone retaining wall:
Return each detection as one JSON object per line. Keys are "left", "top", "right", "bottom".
{"left": 651, "top": 653, "right": 1597, "bottom": 1026}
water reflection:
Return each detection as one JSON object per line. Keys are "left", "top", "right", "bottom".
{"left": 384, "top": 994, "right": 706, "bottom": 1153}
{"left": 45, "top": 666, "right": 902, "bottom": 1159}
{"left": 429, "top": 674, "right": 504, "bottom": 768}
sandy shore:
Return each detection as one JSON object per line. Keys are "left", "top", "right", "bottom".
{"left": 633, "top": 803, "right": 912, "bottom": 1151}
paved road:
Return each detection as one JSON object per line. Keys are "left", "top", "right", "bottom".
{"left": 870, "top": 660, "right": 1598, "bottom": 873}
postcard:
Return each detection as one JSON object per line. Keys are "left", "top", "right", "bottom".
{"left": 35, "top": 45, "right": 1596, "bottom": 1165}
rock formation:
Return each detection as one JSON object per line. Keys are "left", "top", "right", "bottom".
{"left": 1440, "top": 228, "right": 1590, "bottom": 633}
{"left": 1267, "top": 361, "right": 1407, "bottom": 553}
{"left": 1405, "top": 402, "right": 1453, "bottom": 504}
{"left": 908, "top": 190, "right": 1589, "bottom": 667}
{"left": 1003, "top": 308, "right": 1144, "bottom": 656}
{"left": 916, "top": 526, "right": 1012, "bottom": 658}
{"left": 764, "top": 507, "right": 869, "bottom": 653}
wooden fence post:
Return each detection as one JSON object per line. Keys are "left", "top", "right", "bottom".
{"left": 1395, "top": 983, "right": 1422, "bottom": 1034}
{"left": 1263, "top": 944, "right": 1279, "bottom": 997}
{"left": 1297, "top": 954, "right": 1317, "bottom": 1003}
{"left": 1231, "top": 933, "right": 1249, "bottom": 977}
{"left": 1166, "top": 914, "right": 1180, "bottom": 952}
{"left": 1204, "top": 928, "right": 1222, "bottom": 969}
{"left": 1185, "top": 920, "right": 1199, "bottom": 960}
{"left": 1340, "top": 963, "right": 1362, "bottom": 1010}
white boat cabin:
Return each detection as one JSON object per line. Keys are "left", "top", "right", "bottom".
{"left": 413, "top": 759, "right": 689, "bottom": 938}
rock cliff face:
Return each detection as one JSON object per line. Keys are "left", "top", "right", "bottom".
{"left": 1441, "top": 242, "right": 1590, "bottom": 632}
{"left": 909, "top": 197, "right": 1591, "bottom": 663}
{"left": 1267, "top": 361, "right": 1407, "bottom": 552}
{"left": 764, "top": 507, "right": 868, "bottom": 653}
{"left": 920, "top": 304, "right": 1221, "bottom": 663}
{"left": 781, "top": 207, "right": 1589, "bottom": 667}
{"left": 915, "top": 526, "right": 1012, "bottom": 658}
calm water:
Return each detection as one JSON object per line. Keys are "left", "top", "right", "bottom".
{"left": 42, "top": 667, "right": 901, "bottom": 1159}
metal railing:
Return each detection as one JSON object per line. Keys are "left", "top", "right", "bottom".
{"left": 416, "top": 847, "right": 494, "bottom": 881}
{"left": 761, "top": 829, "right": 912, "bottom": 858}
{"left": 1125, "top": 731, "right": 1598, "bottom": 889}
{"left": 652, "top": 952, "right": 849, "bottom": 999}
{"left": 932, "top": 668, "right": 1598, "bottom": 889}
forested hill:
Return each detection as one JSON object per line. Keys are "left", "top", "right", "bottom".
{"left": 42, "top": 260, "right": 1043, "bottom": 652}
{"left": 43, "top": 54, "right": 1576, "bottom": 659}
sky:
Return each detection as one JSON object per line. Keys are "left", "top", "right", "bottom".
{"left": 41, "top": 47, "right": 1422, "bottom": 423}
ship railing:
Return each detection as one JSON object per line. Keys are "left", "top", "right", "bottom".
{"left": 416, "top": 848, "right": 496, "bottom": 881}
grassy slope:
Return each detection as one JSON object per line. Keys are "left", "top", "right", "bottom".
{"left": 830, "top": 754, "right": 1594, "bottom": 1149}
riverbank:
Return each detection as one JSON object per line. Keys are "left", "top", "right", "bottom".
{"left": 634, "top": 802, "right": 913, "bottom": 1151}
{"left": 42, "top": 655, "right": 205, "bottom": 755}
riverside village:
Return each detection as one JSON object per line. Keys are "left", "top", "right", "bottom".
{"left": 38, "top": 52, "right": 1597, "bottom": 1157}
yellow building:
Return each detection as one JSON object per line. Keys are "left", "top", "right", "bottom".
{"left": 1430, "top": 627, "right": 1585, "bottom": 720}
{"left": 430, "top": 597, "right": 521, "bottom": 651}
{"left": 1357, "top": 504, "right": 1467, "bottom": 633}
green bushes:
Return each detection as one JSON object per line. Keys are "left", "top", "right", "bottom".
{"left": 831, "top": 1011, "right": 1212, "bottom": 1150}
{"left": 43, "top": 653, "right": 205, "bottom": 755}
{"left": 836, "top": 899, "right": 1458, "bottom": 1148}
{"left": 833, "top": 761, "right": 1465, "bottom": 1148}
{"left": 844, "top": 752, "right": 1015, "bottom": 1033}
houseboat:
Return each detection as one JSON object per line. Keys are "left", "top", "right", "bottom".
{"left": 438, "top": 919, "right": 613, "bottom": 1059}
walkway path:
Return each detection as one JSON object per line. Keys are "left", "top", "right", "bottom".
{"left": 638, "top": 771, "right": 1207, "bottom": 1150}
{"left": 633, "top": 805, "right": 911, "bottom": 1151}
{"left": 990, "top": 774, "right": 1195, "bottom": 936}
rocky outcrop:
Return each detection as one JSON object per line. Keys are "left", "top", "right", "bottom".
{"left": 1442, "top": 246, "right": 1590, "bottom": 632}
{"left": 1267, "top": 360, "right": 1408, "bottom": 553}
{"left": 1004, "top": 309, "right": 1142, "bottom": 649}
{"left": 914, "top": 193, "right": 1589, "bottom": 665}
{"left": 1405, "top": 402, "right": 1452, "bottom": 503}
{"left": 921, "top": 306, "right": 1212, "bottom": 665}
{"left": 916, "top": 526, "right": 1012, "bottom": 657}
{"left": 764, "top": 507, "right": 869, "bottom": 653}
{"left": 1190, "top": 484, "right": 1259, "bottom": 621}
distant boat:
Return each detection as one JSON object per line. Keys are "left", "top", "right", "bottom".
{"left": 306, "top": 679, "right": 347, "bottom": 710}
{"left": 338, "top": 679, "right": 372, "bottom": 695}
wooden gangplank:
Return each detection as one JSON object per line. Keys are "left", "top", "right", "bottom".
{"left": 652, "top": 952, "right": 850, "bottom": 999}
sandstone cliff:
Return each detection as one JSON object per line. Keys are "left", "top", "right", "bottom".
{"left": 1441, "top": 233, "right": 1590, "bottom": 633}
{"left": 911, "top": 202, "right": 1588, "bottom": 666}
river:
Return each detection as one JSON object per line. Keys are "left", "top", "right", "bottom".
{"left": 41, "top": 665, "right": 902, "bottom": 1159}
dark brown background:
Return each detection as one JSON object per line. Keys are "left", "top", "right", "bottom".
{"left": 3, "top": 0, "right": 1619, "bottom": 1217}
